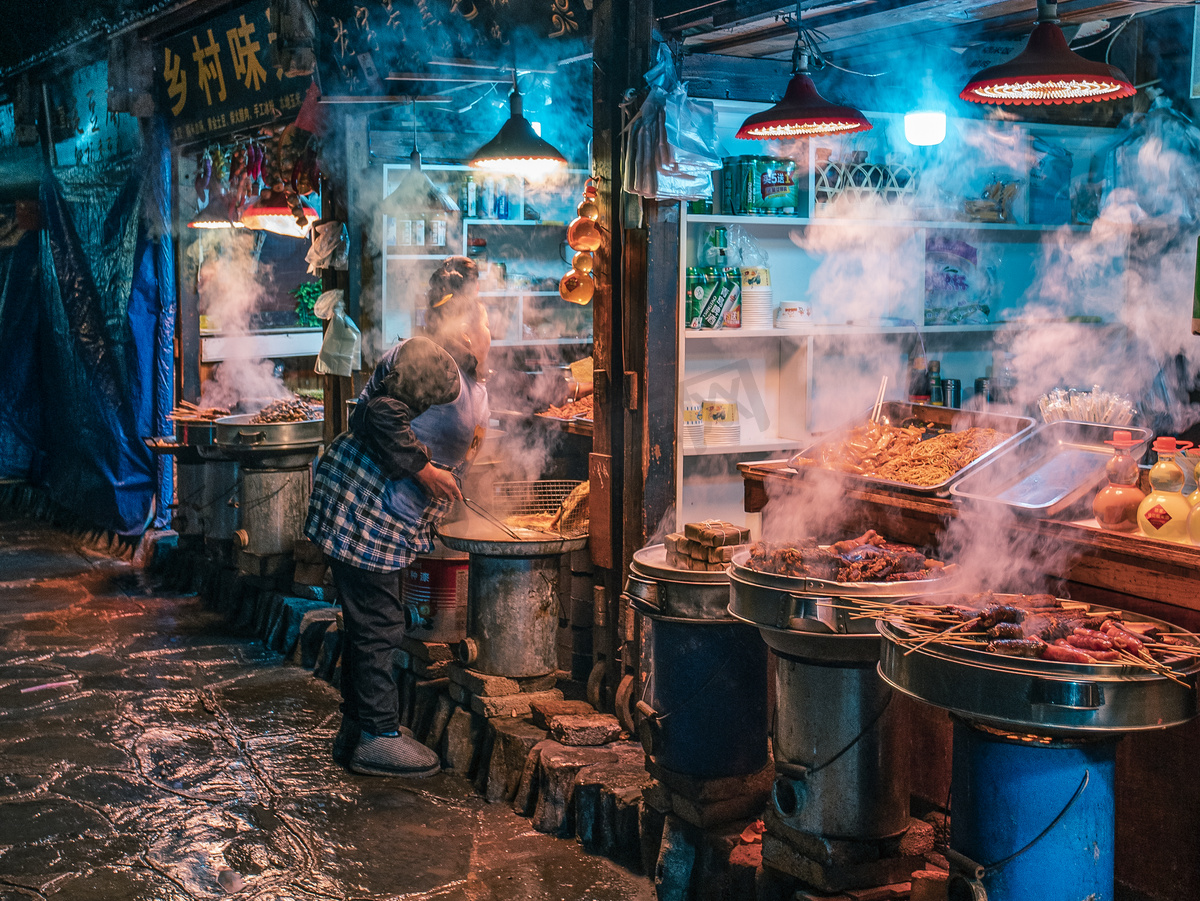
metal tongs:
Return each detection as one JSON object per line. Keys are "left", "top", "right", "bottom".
{"left": 446, "top": 469, "right": 524, "bottom": 540}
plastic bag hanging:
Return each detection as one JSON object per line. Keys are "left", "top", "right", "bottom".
{"left": 623, "top": 42, "right": 720, "bottom": 200}
{"left": 313, "top": 289, "right": 361, "bottom": 376}
{"left": 306, "top": 221, "right": 349, "bottom": 274}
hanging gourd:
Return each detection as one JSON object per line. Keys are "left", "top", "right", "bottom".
{"left": 560, "top": 178, "right": 600, "bottom": 305}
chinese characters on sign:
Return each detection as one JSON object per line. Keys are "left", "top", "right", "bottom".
{"left": 156, "top": 1, "right": 310, "bottom": 143}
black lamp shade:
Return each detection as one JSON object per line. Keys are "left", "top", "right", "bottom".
{"left": 736, "top": 72, "right": 872, "bottom": 139}
{"left": 470, "top": 90, "right": 567, "bottom": 175}
{"left": 961, "top": 21, "right": 1135, "bottom": 105}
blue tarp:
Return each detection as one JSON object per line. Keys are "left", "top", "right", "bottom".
{"left": 0, "top": 127, "right": 174, "bottom": 535}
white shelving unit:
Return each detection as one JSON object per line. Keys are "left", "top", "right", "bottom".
{"left": 379, "top": 163, "right": 592, "bottom": 347}
{"left": 673, "top": 102, "right": 1128, "bottom": 529}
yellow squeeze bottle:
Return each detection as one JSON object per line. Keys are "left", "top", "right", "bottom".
{"left": 1137, "top": 437, "right": 1193, "bottom": 543}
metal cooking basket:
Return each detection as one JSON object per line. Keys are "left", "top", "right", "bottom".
{"left": 490, "top": 480, "right": 589, "bottom": 539}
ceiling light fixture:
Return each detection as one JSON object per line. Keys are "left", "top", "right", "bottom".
{"left": 381, "top": 100, "right": 459, "bottom": 218}
{"left": 904, "top": 110, "right": 947, "bottom": 146}
{"left": 960, "top": 0, "right": 1135, "bottom": 105}
{"left": 240, "top": 188, "right": 318, "bottom": 239}
{"left": 736, "top": 2, "right": 871, "bottom": 139}
{"left": 469, "top": 68, "right": 568, "bottom": 178}
{"left": 187, "top": 192, "right": 244, "bottom": 229}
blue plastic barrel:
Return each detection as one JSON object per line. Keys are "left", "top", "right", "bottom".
{"left": 950, "top": 719, "right": 1117, "bottom": 901}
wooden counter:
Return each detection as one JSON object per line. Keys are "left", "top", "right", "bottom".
{"left": 739, "top": 459, "right": 1200, "bottom": 623}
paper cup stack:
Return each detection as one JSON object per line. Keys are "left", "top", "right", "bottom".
{"left": 740, "top": 286, "right": 774, "bottom": 329}
{"left": 702, "top": 399, "right": 741, "bottom": 446}
{"left": 682, "top": 402, "right": 704, "bottom": 446}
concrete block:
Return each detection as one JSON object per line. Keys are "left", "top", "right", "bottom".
{"left": 486, "top": 718, "right": 548, "bottom": 804}
{"left": 401, "top": 636, "right": 454, "bottom": 662}
{"left": 530, "top": 698, "right": 595, "bottom": 730}
{"left": 448, "top": 680, "right": 471, "bottom": 706}
{"left": 512, "top": 742, "right": 542, "bottom": 817}
{"left": 448, "top": 664, "right": 520, "bottom": 698}
{"left": 515, "top": 672, "right": 559, "bottom": 693}
{"left": 289, "top": 584, "right": 332, "bottom": 602}
{"left": 549, "top": 713, "right": 621, "bottom": 746}
{"left": 910, "top": 869, "right": 948, "bottom": 901}
{"left": 444, "top": 705, "right": 484, "bottom": 777}
{"left": 572, "top": 741, "right": 651, "bottom": 868}
{"left": 271, "top": 597, "right": 331, "bottom": 656}
{"left": 655, "top": 814, "right": 698, "bottom": 901}
{"left": 293, "top": 561, "right": 327, "bottom": 586}
{"left": 471, "top": 688, "right": 563, "bottom": 718}
{"left": 670, "top": 788, "right": 770, "bottom": 830}
{"left": 292, "top": 606, "right": 338, "bottom": 668}
{"left": 646, "top": 757, "right": 774, "bottom": 804}
{"left": 640, "top": 799, "right": 667, "bottom": 877}
{"left": 313, "top": 622, "right": 342, "bottom": 683}
{"left": 412, "top": 656, "right": 453, "bottom": 679}
{"left": 761, "top": 825, "right": 923, "bottom": 894}
{"left": 643, "top": 779, "right": 673, "bottom": 815}
{"left": 530, "top": 740, "right": 618, "bottom": 837}
{"left": 292, "top": 537, "right": 326, "bottom": 565}
{"left": 425, "top": 693, "right": 455, "bottom": 752}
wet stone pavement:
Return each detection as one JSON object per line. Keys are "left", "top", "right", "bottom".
{"left": 0, "top": 517, "right": 655, "bottom": 901}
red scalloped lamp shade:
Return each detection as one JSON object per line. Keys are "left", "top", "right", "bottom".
{"left": 961, "top": 21, "right": 1135, "bottom": 105}
{"left": 736, "top": 72, "right": 872, "bottom": 139}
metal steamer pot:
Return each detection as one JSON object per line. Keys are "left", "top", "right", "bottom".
{"left": 877, "top": 607, "right": 1200, "bottom": 736}
{"left": 213, "top": 414, "right": 324, "bottom": 468}
{"left": 727, "top": 549, "right": 957, "bottom": 842}
{"left": 623, "top": 545, "right": 731, "bottom": 620}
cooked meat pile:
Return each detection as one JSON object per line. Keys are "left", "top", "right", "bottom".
{"left": 249, "top": 398, "right": 322, "bottom": 423}
{"left": 539, "top": 395, "right": 594, "bottom": 421}
{"left": 792, "top": 420, "right": 1003, "bottom": 487}
{"left": 892, "top": 591, "right": 1198, "bottom": 666}
{"left": 747, "top": 530, "right": 951, "bottom": 583}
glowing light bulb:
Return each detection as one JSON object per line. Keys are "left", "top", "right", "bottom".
{"left": 904, "top": 110, "right": 946, "bottom": 146}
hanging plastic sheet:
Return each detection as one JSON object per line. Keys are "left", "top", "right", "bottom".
{"left": 623, "top": 43, "right": 720, "bottom": 200}
{"left": 0, "top": 230, "right": 44, "bottom": 480}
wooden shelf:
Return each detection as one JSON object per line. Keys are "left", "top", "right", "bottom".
{"left": 683, "top": 322, "right": 1115, "bottom": 339}
{"left": 686, "top": 213, "right": 1092, "bottom": 233}
{"left": 491, "top": 337, "right": 593, "bottom": 347}
{"left": 683, "top": 438, "right": 805, "bottom": 457}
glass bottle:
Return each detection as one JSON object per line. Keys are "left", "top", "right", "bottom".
{"left": 567, "top": 216, "right": 601, "bottom": 252}
{"left": 1092, "top": 430, "right": 1145, "bottom": 532}
{"left": 928, "top": 360, "right": 943, "bottom": 406}
{"left": 1136, "top": 437, "right": 1194, "bottom": 543}
{"left": 1188, "top": 451, "right": 1200, "bottom": 507}
{"left": 907, "top": 355, "right": 930, "bottom": 404}
{"left": 559, "top": 270, "right": 595, "bottom": 305}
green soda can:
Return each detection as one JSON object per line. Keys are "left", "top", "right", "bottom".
{"left": 685, "top": 267, "right": 705, "bottom": 329}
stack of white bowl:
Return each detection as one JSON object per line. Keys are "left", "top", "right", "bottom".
{"left": 775, "top": 300, "right": 812, "bottom": 330}
{"left": 682, "top": 402, "right": 704, "bottom": 446}
{"left": 704, "top": 419, "right": 741, "bottom": 446}
{"left": 740, "top": 286, "right": 774, "bottom": 330}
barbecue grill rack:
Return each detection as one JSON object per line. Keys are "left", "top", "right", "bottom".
{"left": 489, "top": 480, "right": 589, "bottom": 539}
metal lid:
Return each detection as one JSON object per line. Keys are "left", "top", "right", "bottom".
{"left": 437, "top": 518, "right": 588, "bottom": 556}
{"left": 631, "top": 545, "right": 730, "bottom": 584}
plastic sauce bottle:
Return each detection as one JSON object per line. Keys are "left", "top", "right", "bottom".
{"left": 1092, "top": 430, "right": 1145, "bottom": 532}
{"left": 1188, "top": 450, "right": 1200, "bottom": 508}
{"left": 1136, "top": 437, "right": 1194, "bottom": 543}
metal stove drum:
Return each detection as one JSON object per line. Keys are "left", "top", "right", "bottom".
{"left": 438, "top": 481, "right": 588, "bottom": 678}
{"left": 145, "top": 420, "right": 239, "bottom": 543}
{"left": 878, "top": 604, "right": 1200, "bottom": 901}
{"left": 212, "top": 414, "right": 323, "bottom": 576}
{"left": 623, "top": 545, "right": 768, "bottom": 779}
{"left": 727, "top": 550, "right": 958, "bottom": 889}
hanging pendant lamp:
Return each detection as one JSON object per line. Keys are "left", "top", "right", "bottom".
{"left": 960, "top": 0, "right": 1134, "bottom": 105}
{"left": 188, "top": 191, "right": 244, "bottom": 229}
{"left": 737, "top": 3, "right": 871, "bottom": 139}
{"left": 241, "top": 188, "right": 319, "bottom": 238}
{"left": 381, "top": 101, "right": 459, "bottom": 217}
{"left": 469, "top": 68, "right": 567, "bottom": 178}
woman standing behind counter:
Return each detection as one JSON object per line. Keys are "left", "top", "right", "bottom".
{"left": 305, "top": 256, "right": 490, "bottom": 777}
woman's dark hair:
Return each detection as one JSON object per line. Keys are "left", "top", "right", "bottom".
{"left": 425, "top": 256, "right": 482, "bottom": 335}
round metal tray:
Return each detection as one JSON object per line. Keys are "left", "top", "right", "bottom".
{"left": 214, "top": 414, "right": 324, "bottom": 449}
{"left": 877, "top": 606, "right": 1200, "bottom": 735}
{"left": 730, "top": 549, "right": 957, "bottom": 599}
{"left": 627, "top": 545, "right": 732, "bottom": 620}
{"left": 632, "top": 545, "right": 730, "bottom": 584}
{"left": 438, "top": 518, "right": 588, "bottom": 557}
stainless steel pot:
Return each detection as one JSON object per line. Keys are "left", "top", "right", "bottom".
{"left": 877, "top": 607, "right": 1200, "bottom": 735}
{"left": 214, "top": 414, "right": 323, "bottom": 468}
{"left": 624, "top": 545, "right": 731, "bottom": 620}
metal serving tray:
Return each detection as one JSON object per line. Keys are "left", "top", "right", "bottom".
{"left": 878, "top": 601, "right": 1200, "bottom": 735}
{"left": 787, "top": 402, "right": 1036, "bottom": 496}
{"left": 949, "top": 421, "right": 1151, "bottom": 516}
